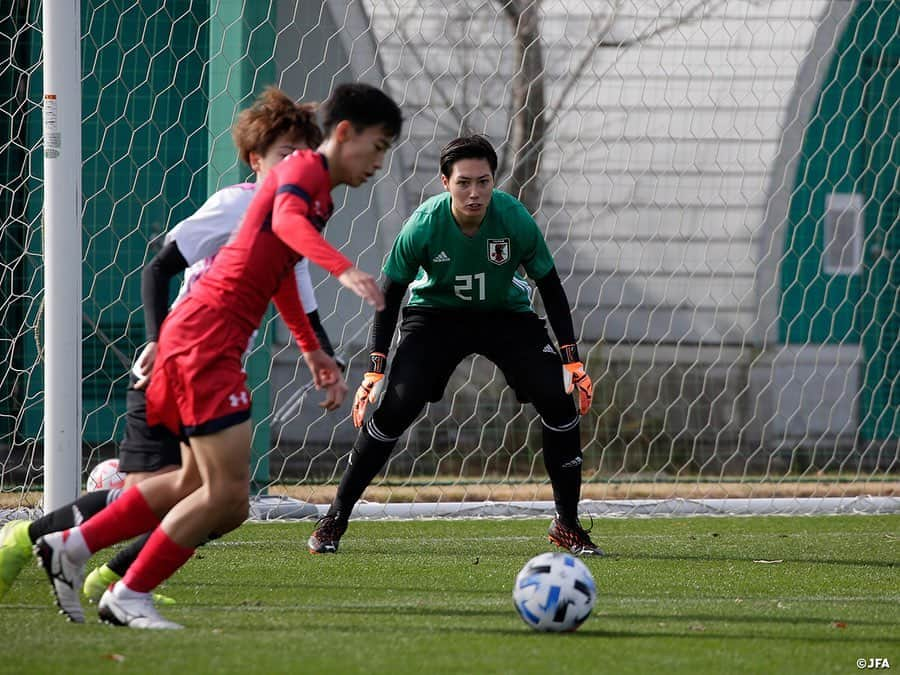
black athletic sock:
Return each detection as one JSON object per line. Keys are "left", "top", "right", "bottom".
{"left": 327, "top": 426, "right": 397, "bottom": 523}
{"left": 106, "top": 531, "right": 151, "bottom": 577}
{"left": 28, "top": 489, "right": 113, "bottom": 543}
{"left": 542, "top": 422, "right": 583, "bottom": 526}
{"left": 106, "top": 529, "right": 216, "bottom": 577}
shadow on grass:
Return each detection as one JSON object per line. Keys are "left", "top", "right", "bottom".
{"left": 595, "top": 610, "right": 898, "bottom": 629}
{"left": 172, "top": 600, "right": 900, "bottom": 641}
{"left": 210, "top": 538, "right": 897, "bottom": 569}
{"left": 181, "top": 606, "right": 900, "bottom": 645}
{"left": 299, "top": 618, "right": 900, "bottom": 644}
{"left": 605, "top": 551, "right": 897, "bottom": 569}
{"left": 178, "top": 578, "right": 507, "bottom": 597}
{"left": 326, "top": 605, "right": 900, "bottom": 632}
{"left": 14, "top": 593, "right": 893, "bottom": 635}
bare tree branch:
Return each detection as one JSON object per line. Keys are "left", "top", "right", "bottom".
{"left": 547, "top": 0, "right": 732, "bottom": 127}
{"left": 496, "top": 0, "right": 545, "bottom": 213}
{"left": 509, "top": 0, "right": 740, "bottom": 187}
{"left": 547, "top": 0, "right": 622, "bottom": 128}
{"left": 632, "top": 0, "right": 730, "bottom": 45}
{"left": 385, "top": 0, "right": 746, "bottom": 214}
{"left": 393, "top": 11, "right": 465, "bottom": 133}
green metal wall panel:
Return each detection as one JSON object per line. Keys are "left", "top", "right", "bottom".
{"left": 206, "top": 1, "right": 277, "bottom": 493}
{"left": 781, "top": 9, "right": 868, "bottom": 344}
{"left": 0, "top": 3, "right": 33, "bottom": 445}
{"left": 19, "top": 1, "right": 210, "bottom": 444}
{"left": 781, "top": 2, "right": 899, "bottom": 440}
{"left": 858, "top": 53, "right": 900, "bottom": 441}
{"left": 6, "top": 1, "right": 285, "bottom": 460}
{"left": 79, "top": 1, "right": 210, "bottom": 443}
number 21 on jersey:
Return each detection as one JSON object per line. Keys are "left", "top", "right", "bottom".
{"left": 454, "top": 273, "right": 486, "bottom": 301}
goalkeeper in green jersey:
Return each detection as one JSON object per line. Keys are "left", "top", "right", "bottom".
{"left": 308, "top": 134, "right": 601, "bottom": 556}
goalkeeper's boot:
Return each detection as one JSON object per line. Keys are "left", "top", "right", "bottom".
{"left": 0, "top": 520, "right": 33, "bottom": 600}
{"left": 34, "top": 531, "right": 85, "bottom": 623}
{"left": 307, "top": 515, "right": 348, "bottom": 554}
{"left": 84, "top": 564, "right": 177, "bottom": 606}
{"left": 98, "top": 583, "right": 183, "bottom": 630}
{"left": 548, "top": 518, "right": 604, "bottom": 556}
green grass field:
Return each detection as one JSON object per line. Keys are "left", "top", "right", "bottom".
{"left": 2, "top": 515, "right": 897, "bottom": 674}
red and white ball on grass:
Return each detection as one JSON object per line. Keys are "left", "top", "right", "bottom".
{"left": 86, "top": 458, "right": 126, "bottom": 491}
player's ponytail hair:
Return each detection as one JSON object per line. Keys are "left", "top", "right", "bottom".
{"left": 232, "top": 86, "right": 324, "bottom": 167}
{"left": 439, "top": 135, "right": 498, "bottom": 178}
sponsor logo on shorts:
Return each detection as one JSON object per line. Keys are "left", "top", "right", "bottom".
{"left": 229, "top": 390, "right": 250, "bottom": 407}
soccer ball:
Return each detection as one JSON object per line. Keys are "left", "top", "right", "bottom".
{"left": 86, "top": 458, "right": 126, "bottom": 491}
{"left": 513, "top": 552, "right": 597, "bottom": 632}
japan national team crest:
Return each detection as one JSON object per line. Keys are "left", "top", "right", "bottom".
{"left": 487, "top": 238, "right": 510, "bottom": 265}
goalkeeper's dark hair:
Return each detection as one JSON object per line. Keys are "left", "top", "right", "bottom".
{"left": 232, "top": 86, "right": 323, "bottom": 167}
{"left": 439, "top": 135, "right": 498, "bottom": 178}
{"left": 320, "top": 83, "right": 403, "bottom": 140}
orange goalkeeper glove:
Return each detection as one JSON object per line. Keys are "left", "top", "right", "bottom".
{"left": 352, "top": 352, "right": 387, "bottom": 428}
{"left": 560, "top": 344, "right": 593, "bottom": 415}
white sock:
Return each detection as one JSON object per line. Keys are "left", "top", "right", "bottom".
{"left": 62, "top": 528, "right": 91, "bottom": 564}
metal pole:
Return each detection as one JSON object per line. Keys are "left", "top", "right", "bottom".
{"left": 208, "top": 0, "right": 276, "bottom": 495}
{"left": 42, "top": 1, "right": 82, "bottom": 511}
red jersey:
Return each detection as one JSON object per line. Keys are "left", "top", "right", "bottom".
{"left": 188, "top": 150, "right": 353, "bottom": 346}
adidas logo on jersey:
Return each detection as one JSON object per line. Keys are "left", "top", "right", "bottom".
{"left": 542, "top": 344, "right": 556, "bottom": 354}
{"left": 432, "top": 251, "right": 451, "bottom": 263}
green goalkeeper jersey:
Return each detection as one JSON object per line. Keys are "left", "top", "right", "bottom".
{"left": 383, "top": 190, "right": 555, "bottom": 312}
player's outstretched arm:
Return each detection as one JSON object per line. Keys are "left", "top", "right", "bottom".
{"left": 559, "top": 344, "right": 593, "bottom": 415}
{"left": 272, "top": 194, "right": 384, "bottom": 310}
{"left": 319, "top": 377, "right": 350, "bottom": 411}
{"left": 273, "top": 267, "right": 321, "bottom": 353}
{"left": 303, "top": 349, "right": 347, "bottom": 409}
{"left": 352, "top": 277, "right": 408, "bottom": 426}
{"left": 274, "top": 268, "right": 348, "bottom": 409}
{"left": 131, "top": 342, "right": 157, "bottom": 390}
{"left": 337, "top": 267, "right": 385, "bottom": 310}
{"left": 535, "top": 267, "right": 593, "bottom": 415}
{"left": 352, "top": 352, "right": 386, "bottom": 427}
{"left": 292, "top": 259, "right": 338, "bottom": 357}
{"left": 135, "top": 241, "right": 189, "bottom": 388}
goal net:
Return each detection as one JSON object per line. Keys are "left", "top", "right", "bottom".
{"left": 1, "top": 0, "right": 897, "bottom": 519}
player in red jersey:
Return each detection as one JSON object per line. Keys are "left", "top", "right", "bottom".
{"left": 35, "top": 83, "right": 403, "bottom": 629}
{"left": 1, "top": 87, "right": 342, "bottom": 611}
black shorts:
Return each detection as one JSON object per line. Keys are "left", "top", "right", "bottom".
{"left": 117, "top": 375, "right": 183, "bottom": 473}
{"left": 371, "top": 308, "right": 577, "bottom": 436}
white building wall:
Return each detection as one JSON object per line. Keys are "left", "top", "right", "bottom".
{"left": 268, "top": 1, "right": 860, "bottom": 458}
{"left": 362, "top": 0, "right": 831, "bottom": 346}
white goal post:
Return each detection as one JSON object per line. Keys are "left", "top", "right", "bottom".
{"left": 1, "top": 0, "right": 897, "bottom": 520}
{"left": 39, "top": 1, "right": 83, "bottom": 511}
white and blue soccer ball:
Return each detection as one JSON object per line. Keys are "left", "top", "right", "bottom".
{"left": 513, "top": 552, "right": 596, "bottom": 632}
{"left": 86, "top": 458, "right": 126, "bottom": 492}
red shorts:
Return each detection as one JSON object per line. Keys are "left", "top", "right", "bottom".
{"left": 145, "top": 297, "right": 253, "bottom": 437}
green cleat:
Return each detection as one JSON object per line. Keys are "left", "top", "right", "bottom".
{"left": 153, "top": 591, "right": 176, "bottom": 606}
{"left": 82, "top": 564, "right": 121, "bottom": 604}
{"left": 0, "top": 520, "right": 33, "bottom": 600}
{"left": 84, "top": 563, "right": 176, "bottom": 606}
